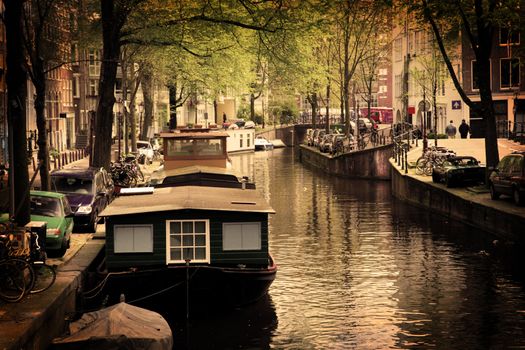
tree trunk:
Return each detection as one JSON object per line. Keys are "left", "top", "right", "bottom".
{"left": 141, "top": 67, "right": 154, "bottom": 140}
{"left": 34, "top": 77, "right": 50, "bottom": 191}
{"left": 5, "top": 0, "right": 30, "bottom": 225}
{"left": 250, "top": 93, "right": 256, "bottom": 121}
{"left": 168, "top": 84, "right": 178, "bottom": 130}
{"left": 213, "top": 99, "right": 218, "bottom": 125}
{"left": 325, "top": 83, "right": 330, "bottom": 132}
{"left": 92, "top": 1, "right": 120, "bottom": 169}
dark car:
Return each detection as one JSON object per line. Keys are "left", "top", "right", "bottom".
{"left": 489, "top": 151, "right": 525, "bottom": 206}
{"left": 432, "top": 156, "right": 485, "bottom": 188}
{"left": 51, "top": 167, "right": 115, "bottom": 232}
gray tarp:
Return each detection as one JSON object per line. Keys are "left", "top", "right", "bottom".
{"left": 52, "top": 302, "right": 173, "bottom": 350}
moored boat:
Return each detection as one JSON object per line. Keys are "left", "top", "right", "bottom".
{"left": 94, "top": 128, "right": 277, "bottom": 310}
{"left": 254, "top": 136, "right": 274, "bottom": 151}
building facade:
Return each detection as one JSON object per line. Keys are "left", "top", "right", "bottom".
{"left": 391, "top": 19, "right": 469, "bottom": 134}
{"left": 461, "top": 26, "right": 524, "bottom": 138}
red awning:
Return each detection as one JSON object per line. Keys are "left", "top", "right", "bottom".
{"left": 407, "top": 106, "right": 416, "bottom": 114}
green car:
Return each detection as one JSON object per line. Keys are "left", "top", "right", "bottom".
{"left": 1, "top": 191, "right": 74, "bottom": 257}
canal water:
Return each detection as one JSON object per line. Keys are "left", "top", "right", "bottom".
{"left": 171, "top": 148, "right": 525, "bottom": 349}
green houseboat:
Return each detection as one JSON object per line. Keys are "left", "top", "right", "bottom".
{"left": 98, "top": 128, "right": 277, "bottom": 308}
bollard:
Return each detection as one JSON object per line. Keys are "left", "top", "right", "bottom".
{"left": 401, "top": 146, "right": 405, "bottom": 170}
{"left": 415, "top": 135, "right": 418, "bottom": 147}
{"left": 404, "top": 148, "right": 408, "bottom": 174}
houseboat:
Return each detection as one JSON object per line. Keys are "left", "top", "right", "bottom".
{"left": 97, "top": 128, "right": 277, "bottom": 309}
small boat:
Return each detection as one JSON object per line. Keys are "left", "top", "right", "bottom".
{"left": 96, "top": 128, "right": 277, "bottom": 310}
{"left": 269, "top": 139, "right": 286, "bottom": 148}
{"left": 254, "top": 136, "right": 274, "bottom": 151}
{"left": 52, "top": 302, "right": 173, "bottom": 350}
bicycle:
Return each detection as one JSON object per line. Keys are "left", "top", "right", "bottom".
{"left": 415, "top": 146, "right": 456, "bottom": 176}
{"left": 0, "top": 222, "right": 56, "bottom": 301}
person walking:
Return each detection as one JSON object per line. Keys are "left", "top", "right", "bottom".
{"left": 445, "top": 120, "right": 457, "bottom": 139}
{"left": 459, "top": 119, "right": 470, "bottom": 139}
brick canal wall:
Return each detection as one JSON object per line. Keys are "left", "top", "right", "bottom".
{"left": 390, "top": 161, "right": 525, "bottom": 241}
{"left": 298, "top": 144, "right": 393, "bottom": 180}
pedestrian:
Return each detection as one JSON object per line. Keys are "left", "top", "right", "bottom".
{"left": 445, "top": 120, "right": 457, "bottom": 139}
{"left": 459, "top": 119, "right": 470, "bottom": 139}
{"left": 222, "top": 112, "right": 227, "bottom": 124}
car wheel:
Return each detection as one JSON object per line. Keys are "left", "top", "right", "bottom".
{"left": 432, "top": 173, "right": 439, "bottom": 183}
{"left": 513, "top": 188, "right": 524, "bottom": 206}
{"left": 57, "top": 239, "right": 68, "bottom": 257}
{"left": 446, "top": 176, "right": 454, "bottom": 188}
{"left": 490, "top": 184, "right": 500, "bottom": 200}
{"left": 89, "top": 212, "right": 98, "bottom": 232}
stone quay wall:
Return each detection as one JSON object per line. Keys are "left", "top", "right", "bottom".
{"left": 390, "top": 161, "right": 525, "bottom": 241}
{"left": 298, "top": 144, "right": 393, "bottom": 180}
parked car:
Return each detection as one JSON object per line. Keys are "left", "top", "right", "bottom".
{"left": 313, "top": 130, "right": 326, "bottom": 148}
{"left": 329, "top": 134, "right": 347, "bottom": 155}
{"left": 51, "top": 167, "right": 115, "bottom": 232}
{"left": 489, "top": 151, "right": 525, "bottom": 205}
{"left": 432, "top": 156, "right": 485, "bottom": 187}
{"left": 244, "top": 120, "right": 255, "bottom": 129}
{"left": 306, "top": 129, "right": 314, "bottom": 146}
{"left": 319, "top": 134, "right": 336, "bottom": 153}
{"left": 137, "top": 140, "right": 154, "bottom": 164}
{"left": 0, "top": 191, "right": 74, "bottom": 257}
{"left": 234, "top": 119, "right": 246, "bottom": 128}
{"left": 357, "top": 118, "right": 373, "bottom": 132}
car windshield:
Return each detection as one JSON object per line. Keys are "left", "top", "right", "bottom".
{"left": 30, "top": 196, "right": 61, "bottom": 217}
{"left": 52, "top": 176, "right": 94, "bottom": 194}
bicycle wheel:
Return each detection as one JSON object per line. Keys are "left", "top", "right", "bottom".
{"left": 415, "top": 157, "right": 427, "bottom": 175}
{"left": 423, "top": 161, "right": 434, "bottom": 176}
{"left": 10, "top": 257, "right": 35, "bottom": 292}
{"left": 0, "top": 260, "right": 26, "bottom": 302}
{"left": 30, "top": 263, "right": 56, "bottom": 294}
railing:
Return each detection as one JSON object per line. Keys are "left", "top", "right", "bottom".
{"left": 391, "top": 124, "right": 422, "bottom": 175}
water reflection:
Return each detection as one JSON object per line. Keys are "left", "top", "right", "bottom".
{"left": 171, "top": 148, "right": 525, "bottom": 349}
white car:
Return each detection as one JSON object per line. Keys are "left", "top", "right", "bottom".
{"left": 137, "top": 141, "right": 154, "bottom": 164}
{"left": 244, "top": 120, "right": 255, "bottom": 129}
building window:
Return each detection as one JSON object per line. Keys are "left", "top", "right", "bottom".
{"left": 89, "top": 79, "right": 98, "bottom": 96}
{"left": 73, "top": 75, "right": 80, "bottom": 98}
{"left": 395, "top": 74, "right": 402, "bottom": 98}
{"left": 500, "top": 58, "right": 520, "bottom": 89}
{"left": 471, "top": 60, "right": 479, "bottom": 90}
{"left": 394, "top": 37, "right": 402, "bottom": 62}
{"left": 379, "top": 68, "right": 387, "bottom": 76}
{"left": 114, "top": 225, "right": 153, "bottom": 253}
{"left": 378, "top": 85, "right": 387, "bottom": 93}
{"left": 222, "top": 222, "right": 261, "bottom": 251}
{"left": 88, "top": 49, "right": 101, "bottom": 76}
{"left": 499, "top": 28, "right": 520, "bottom": 46}
{"left": 247, "top": 134, "right": 251, "bottom": 148}
{"left": 166, "top": 220, "right": 209, "bottom": 263}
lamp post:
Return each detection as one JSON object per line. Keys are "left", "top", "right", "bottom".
{"left": 138, "top": 102, "right": 144, "bottom": 139}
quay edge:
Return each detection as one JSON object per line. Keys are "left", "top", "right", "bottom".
{"left": 0, "top": 238, "right": 104, "bottom": 350}
{"left": 390, "top": 159, "right": 525, "bottom": 242}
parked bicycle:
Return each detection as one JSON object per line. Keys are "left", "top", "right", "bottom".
{"left": 110, "top": 154, "right": 145, "bottom": 187}
{"left": 0, "top": 222, "right": 56, "bottom": 302}
{"left": 415, "top": 146, "right": 456, "bottom": 176}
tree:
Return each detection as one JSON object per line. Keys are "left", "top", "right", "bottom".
{"left": 22, "top": 0, "right": 73, "bottom": 191}
{"left": 91, "top": 0, "right": 289, "bottom": 169}
{"left": 3, "top": 0, "right": 30, "bottom": 225}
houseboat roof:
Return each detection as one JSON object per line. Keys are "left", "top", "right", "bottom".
{"left": 160, "top": 131, "right": 229, "bottom": 139}
{"left": 100, "top": 185, "right": 275, "bottom": 217}
{"left": 150, "top": 165, "right": 256, "bottom": 189}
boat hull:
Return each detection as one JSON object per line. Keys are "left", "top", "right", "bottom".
{"left": 90, "top": 259, "right": 277, "bottom": 312}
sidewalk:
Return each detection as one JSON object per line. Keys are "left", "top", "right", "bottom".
{"left": 399, "top": 138, "right": 525, "bottom": 220}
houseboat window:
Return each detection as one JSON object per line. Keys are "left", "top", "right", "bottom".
{"left": 239, "top": 134, "right": 243, "bottom": 148}
{"left": 222, "top": 222, "right": 261, "bottom": 251}
{"left": 166, "top": 220, "right": 209, "bottom": 263}
{"left": 114, "top": 225, "right": 153, "bottom": 253}
{"left": 166, "top": 139, "right": 223, "bottom": 157}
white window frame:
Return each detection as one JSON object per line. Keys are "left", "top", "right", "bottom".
{"left": 500, "top": 57, "right": 520, "bottom": 90}
{"left": 222, "top": 222, "right": 262, "bottom": 251}
{"left": 165, "top": 219, "right": 210, "bottom": 264}
{"left": 114, "top": 224, "right": 154, "bottom": 253}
